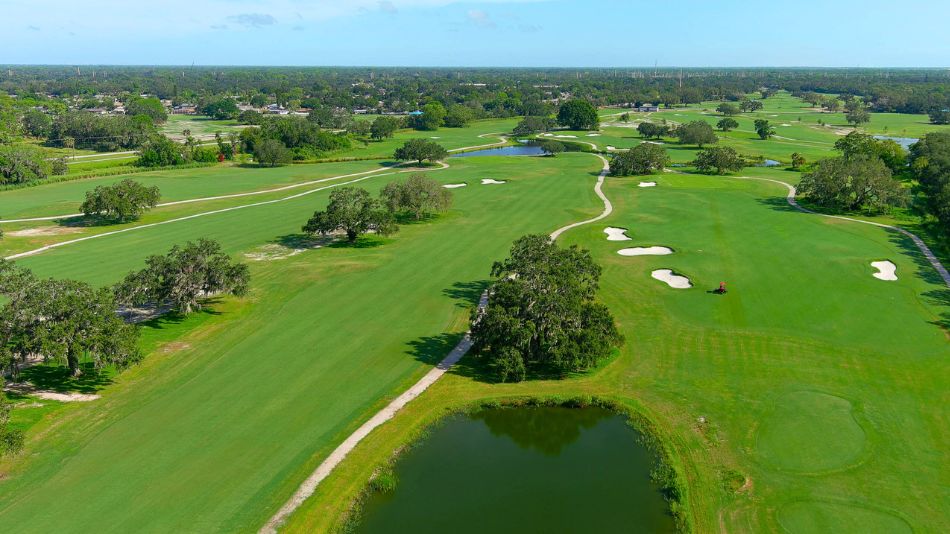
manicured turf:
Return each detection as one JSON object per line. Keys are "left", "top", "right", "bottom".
{"left": 0, "top": 153, "right": 603, "bottom": 532}
{"left": 282, "top": 168, "right": 949, "bottom": 533}
{"left": 160, "top": 114, "right": 243, "bottom": 139}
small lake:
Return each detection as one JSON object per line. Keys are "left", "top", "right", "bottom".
{"left": 760, "top": 159, "right": 782, "bottom": 167}
{"left": 873, "top": 135, "right": 919, "bottom": 150}
{"left": 356, "top": 406, "right": 676, "bottom": 533}
{"left": 451, "top": 145, "right": 547, "bottom": 157}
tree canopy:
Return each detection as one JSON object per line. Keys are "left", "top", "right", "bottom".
{"left": 81, "top": 178, "right": 161, "bottom": 222}
{"left": 303, "top": 186, "right": 398, "bottom": 242}
{"left": 537, "top": 139, "right": 566, "bottom": 156}
{"left": 716, "top": 103, "right": 740, "bottom": 116}
{"left": 676, "top": 120, "right": 718, "bottom": 147}
{"left": 0, "top": 261, "right": 141, "bottom": 377}
{"left": 693, "top": 146, "right": 745, "bottom": 174}
{"left": 413, "top": 102, "right": 446, "bottom": 131}
{"left": 126, "top": 97, "right": 167, "bottom": 123}
{"left": 637, "top": 121, "right": 670, "bottom": 139}
{"left": 798, "top": 155, "right": 906, "bottom": 213}
{"left": 254, "top": 138, "right": 292, "bottom": 167}
{"left": 393, "top": 138, "right": 448, "bottom": 164}
{"left": 609, "top": 143, "right": 670, "bottom": 176}
{"left": 470, "top": 235, "right": 623, "bottom": 382}
{"left": 754, "top": 119, "right": 775, "bottom": 139}
{"left": 909, "top": 132, "right": 950, "bottom": 236}
{"left": 716, "top": 118, "right": 739, "bottom": 132}
{"left": 557, "top": 100, "right": 599, "bottom": 131}
{"left": 513, "top": 116, "right": 556, "bottom": 136}
{"left": 380, "top": 174, "right": 452, "bottom": 220}
{"left": 370, "top": 116, "right": 401, "bottom": 140}
{"left": 201, "top": 98, "right": 240, "bottom": 120}
{"left": 115, "top": 239, "right": 250, "bottom": 315}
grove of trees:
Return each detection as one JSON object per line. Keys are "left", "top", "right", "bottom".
{"left": 557, "top": 100, "right": 599, "bottom": 131}
{"left": 676, "top": 120, "right": 718, "bottom": 147}
{"left": 909, "top": 132, "right": 950, "bottom": 236}
{"left": 609, "top": 143, "right": 670, "bottom": 176}
{"left": 303, "top": 186, "right": 398, "bottom": 242}
{"left": 469, "top": 235, "right": 623, "bottom": 382}
{"left": 393, "top": 139, "right": 448, "bottom": 165}
{"left": 797, "top": 155, "right": 905, "bottom": 213}
{"left": 380, "top": 174, "right": 453, "bottom": 220}
{"left": 693, "top": 146, "right": 745, "bottom": 174}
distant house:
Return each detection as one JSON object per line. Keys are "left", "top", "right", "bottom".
{"left": 353, "top": 108, "right": 370, "bottom": 114}
{"left": 624, "top": 102, "right": 659, "bottom": 112}
{"left": 172, "top": 104, "right": 197, "bottom": 115}
{"left": 408, "top": 110, "right": 424, "bottom": 116}
{"left": 265, "top": 104, "right": 290, "bottom": 115}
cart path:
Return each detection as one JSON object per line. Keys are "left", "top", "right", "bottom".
{"left": 6, "top": 134, "right": 509, "bottom": 225}
{"left": 261, "top": 151, "right": 610, "bottom": 533}
{"left": 550, "top": 153, "right": 611, "bottom": 240}
{"left": 736, "top": 175, "right": 950, "bottom": 288}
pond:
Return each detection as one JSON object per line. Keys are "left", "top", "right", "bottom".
{"left": 759, "top": 159, "right": 782, "bottom": 167}
{"left": 356, "top": 406, "right": 676, "bottom": 533}
{"left": 873, "top": 135, "right": 919, "bottom": 150}
{"left": 451, "top": 144, "right": 548, "bottom": 157}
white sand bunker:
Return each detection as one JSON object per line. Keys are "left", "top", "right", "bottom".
{"left": 539, "top": 133, "right": 554, "bottom": 137}
{"left": 606, "top": 146, "right": 616, "bottom": 151}
{"left": 430, "top": 136, "right": 441, "bottom": 139}
{"left": 8, "top": 226, "right": 83, "bottom": 237}
{"left": 638, "top": 181, "right": 657, "bottom": 187}
{"left": 619, "top": 246, "right": 673, "bottom": 256}
{"left": 586, "top": 133, "right": 602, "bottom": 137}
{"left": 651, "top": 269, "right": 691, "bottom": 289}
{"left": 244, "top": 244, "right": 307, "bottom": 261}
{"left": 871, "top": 260, "right": 897, "bottom": 281}
{"left": 604, "top": 227, "right": 631, "bottom": 241}
{"left": 481, "top": 179, "right": 506, "bottom": 185}
{"left": 554, "top": 134, "right": 578, "bottom": 138}
{"left": 443, "top": 183, "right": 467, "bottom": 189}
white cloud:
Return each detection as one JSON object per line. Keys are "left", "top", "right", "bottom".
{"left": 467, "top": 9, "right": 495, "bottom": 28}
{"left": 227, "top": 13, "right": 277, "bottom": 28}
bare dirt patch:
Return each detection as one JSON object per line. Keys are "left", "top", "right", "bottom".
{"left": 7, "top": 227, "right": 84, "bottom": 237}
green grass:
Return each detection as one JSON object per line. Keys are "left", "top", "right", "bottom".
{"left": 283, "top": 168, "right": 949, "bottom": 533}
{"left": 160, "top": 114, "right": 243, "bottom": 139}
{"left": 0, "top": 153, "right": 604, "bottom": 532}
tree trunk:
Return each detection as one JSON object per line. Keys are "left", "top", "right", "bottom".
{"left": 347, "top": 229, "right": 358, "bottom": 242}
{"left": 67, "top": 350, "right": 82, "bottom": 377}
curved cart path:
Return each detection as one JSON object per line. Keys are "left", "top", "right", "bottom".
{"left": 261, "top": 151, "right": 612, "bottom": 533}
{"left": 737, "top": 175, "right": 950, "bottom": 288}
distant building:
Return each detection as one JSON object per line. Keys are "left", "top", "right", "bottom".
{"left": 408, "top": 110, "right": 424, "bottom": 116}
{"left": 172, "top": 104, "right": 197, "bottom": 115}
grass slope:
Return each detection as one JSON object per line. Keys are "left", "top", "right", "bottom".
{"left": 0, "top": 153, "right": 602, "bottom": 532}
{"left": 284, "top": 170, "right": 949, "bottom": 533}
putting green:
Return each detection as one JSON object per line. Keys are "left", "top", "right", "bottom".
{"left": 756, "top": 391, "right": 866, "bottom": 473}
{"left": 777, "top": 500, "right": 912, "bottom": 534}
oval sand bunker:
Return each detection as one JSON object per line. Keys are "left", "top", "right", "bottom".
{"left": 638, "top": 181, "right": 657, "bottom": 187}
{"left": 651, "top": 269, "right": 691, "bottom": 289}
{"left": 619, "top": 246, "right": 673, "bottom": 256}
{"left": 604, "top": 227, "right": 631, "bottom": 241}
{"left": 481, "top": 179, "right": 506, "bottom": 185}
{"left": 443, "top": 183, "right": 467, "bottom": 189}
{"left": 871, "top": 260, "right": 897, "bottom": 281}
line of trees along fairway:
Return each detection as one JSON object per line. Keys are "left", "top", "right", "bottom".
{"left": 81, "top": 178, "right": 161, "bottom": 222}
{"left": 115, "top": 239, "right": 250, "bottom": 315}
{"left": 240, "top": 116, "right": 351, "bottom": 161}
{"left": 48, "top": 111, "right": 156, "bottom": 151}
{"left": 393, "top": 139, "right": 448, "bottom": 165}
{"left": 470, "top": 235, "right": 623, "bottom": 382}
{"left": 609, "top": 143, "right": 670, "bottom": 176}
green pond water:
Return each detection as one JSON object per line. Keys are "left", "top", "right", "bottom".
{"left": 357, "top": 406, "right": 676, "bottom": 533}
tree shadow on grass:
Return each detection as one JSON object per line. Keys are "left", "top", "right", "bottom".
{"left": 16, "top": 362, "right": 114, "bottom": 394}
{"left": 442, "top": 280, "right": 489, "bottom": 309}
{"left": 406, "top": 333, "right": 464, "bottom": 366}
{"left": 754, "top": 196, "right": 800, "bottom": 213}
{"left": 272, "top": 233, "right": 332, "bottom": 249}
{"left": 138, "top": 301, "right": 223, "bottom": 330}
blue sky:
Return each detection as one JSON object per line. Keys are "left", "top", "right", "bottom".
{"left": 4, "top": 0, "right": 949, "bottom": 67}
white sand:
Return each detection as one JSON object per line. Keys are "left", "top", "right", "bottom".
{"left": 586, "top": 133, "right": 602, "bottom": 137}
{"left": 781, "top": 123, "right": 791, "bottom": 127}
{"left": 651, "top": 269, "right": 691, "bottom": 288}
{"left": 430, "top": 136, "right": 441, "bottom": 139}
{"left": 8, "top": 227, "right": 83, "bottom": 237}
{"left": 554, "top": 134, "right": 578, "bottom": 138}
{"left": 618, "top": 246, "right": 673, "bottom": 256}
{"left": 3, "top": 381, "right": 100, "bottom": 402}
{"left": 481, "top": 179, "right": 506, "bottom": 185}
{"left": 871, "top": 260, "right": 897, "bottom": 281}
{"left": 604, "top": 227, "right": 631, "bottom": 241}
{"left": 606, "top": 146, "right": 616, "bottom": 151}
{"left": 244, "top": 244, "right": 307, "bottom": 261}
{"left": 443, "top": 183, "right": 467, "bottom": 189}
{"left": 638, "top": 181, "right": 657, "bottom": 187}
{"left": 539, "top": 133, "right": 554, "bottom": 137}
